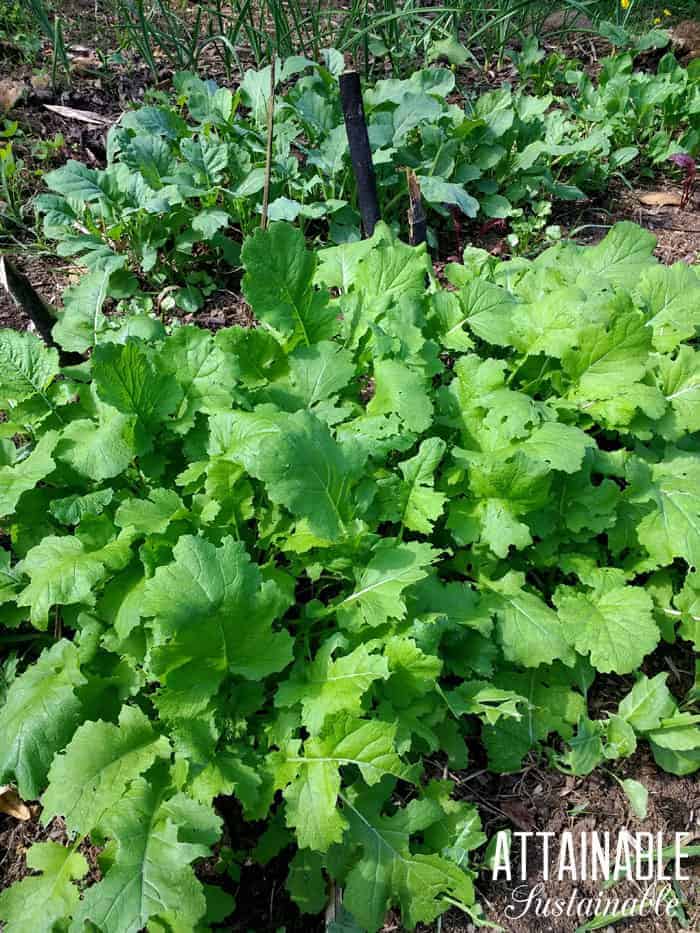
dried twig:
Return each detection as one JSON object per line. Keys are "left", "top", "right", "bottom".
{"left": 261, "top": 58, "right": 276, "bottom": 230}
{"left": 406, "top": 169, "right": 427, "bottom": 247}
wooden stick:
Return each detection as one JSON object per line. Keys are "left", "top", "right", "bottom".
{"left": 261, "top": 58, "right": 276, "bottom": 230}
{"left": 406, "top": 170, "right": 427, "bottom": 247}
{"left": 339, "top": 69, "right": 380, "bottom": 237}
{"left": 0, "top": 257, "right": 82, "bottom": 365}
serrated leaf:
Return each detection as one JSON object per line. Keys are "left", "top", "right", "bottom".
{"left": 143, "top": 535, "right": 293, "bottom": 717}
{"left": 0, "top": 842, "right": 88, "bottom": 933}
{"left": 69, "top": 769, "right": 220, "bottom": 933}
{"left": 0, "top": 431, "right": 58, "bottom": 518}
{"left": 17, "top": 534, "right": 107, "bottom": 628}
{"left": 41, "top": 704, "right": 170, "bottom": 835}
{"left": 0, "top": 329, "right": 59, "bottom": 403}
{"left": 242, "top": 223, "right": 335, "bottom": 344}
{"left": 337, "top": 541, "right": 437, "bottom": 630}
{"left": 0, "top": 640, "right": 86, "bottom": 798}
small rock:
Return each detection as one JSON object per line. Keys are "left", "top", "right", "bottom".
{"left": 0, "top": 79, "right": 25, "bottom": 114}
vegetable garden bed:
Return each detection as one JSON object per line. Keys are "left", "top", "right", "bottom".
{"left": 0, "top": 3, "right": 699, "bottom": 931}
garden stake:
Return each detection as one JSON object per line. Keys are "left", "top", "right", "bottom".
{"left": 339, "top": 69, "right": 380, "bottom": 237}
{"left": 261, "top": 57, "right": 276, "bottom": 230}
{"left": 406, "top": 169, "right": 427, "bottom": 247}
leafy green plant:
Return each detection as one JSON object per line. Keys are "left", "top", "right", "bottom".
{"left": 0, "top": 0, "right": 42, "bottom": 61}
{"left": 565, "top": 49, "right": 700, "bottom": 168}
{"left": 39, "top": 51, "right": 672, "bottom": 305}
{"left": 0, "top": 220, "right": 698, "bottom": 930}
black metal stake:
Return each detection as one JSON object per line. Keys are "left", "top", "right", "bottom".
{"left": 339, "top": 69, "right": 380, "bottom": 238}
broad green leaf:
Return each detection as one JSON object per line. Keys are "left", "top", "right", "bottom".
{"left": 57, "top": 410, "right": 136, "bottom": 481}
{"left": 276, "top": 640, "right": 389, "bottom": 734}
{"left": 634, "top": 453, "right": 700, "bottom": 567}
{"left": 279, "top": 720, "right": 412, "bottom": 851}
{"left": 0, "top": 431, "right": 58, "bottom": 518}
{"left": 397, "top": 437, "right": 447, "bottom": 533}
{"left": 580, "top": 221, "right": 657, "bottom": 289}
{"left": 368, "top": 359, "right": 433, "bottom": 433}
{"left": 563, "top": 309, "right": 651, "bottom": 399}
{"left": 618, "top": 673, "right": 677, "bottom": 732}
{"left": 17, "top": 534, "right": 107, "bottom": 628}
{"left": 0, "top": 640, "right": 86, "bottom": 798}
{"left": 242, "top": 223, "right": 335, "bottom": 344}
{"left": 337, "top": 541, "right": 437, "bottom": 630}
{"left": 143, "top": 535, "right": 292, "bottom": 717}
{"left": 483, "top": 573, "right": 575, "bottom": 668}
{"left": 0, "top": 842, "right": 88, "bottom": 933}
{"left": 0, "top": 329, "right": 59, "bottom": 403}
{"left": 342, "top": 790, "right": 475, "bottom": 931}
{"left": 69, "top": 770, "right": 220, "bottom": 933}
{"left": 555, "top": 575, "right": 658, "bottom": 674}
{"left": 92, "top": 340, "right": 181, "bottom": 434}
{"left": 636, "top": 262, "right": 700, "bottom": 351}
{"left": 115, "top": 488, "right": 185, "bottom": 535}
{"left": 52, "top": 270, "right": 109, "bottom": 353}
{"left": 41, "top": 704, "right": 170, "bottom": 834}
{"left": 234, "top": 409, "right": 363, "bottom": 540}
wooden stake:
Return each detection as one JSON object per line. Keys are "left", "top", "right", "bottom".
{"left": 261, "top": 58, "right": 276, "bottom": 230}
{"left": 339, "top": 69, "right": 380, "bottom": 237}
{"left": 406, "top": 170, "right": 427, "bottom": 247}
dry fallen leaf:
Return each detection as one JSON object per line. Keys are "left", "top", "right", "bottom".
{"left": 0, "top": 785, "right": 31, "bottom": 821}
{"left": 0, "top": 79, "right": 25, "bottom": 114}
{"left": 43, "top": 104, "right": 114, "bottom": 126}
{"left": 639, "top": 191, "right": 683, "bottom": 207}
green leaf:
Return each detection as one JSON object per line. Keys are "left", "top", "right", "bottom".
{"left": 337, "top": 541, "right": 437, "bottom": 630}
{"left": 17, "top": 534, "right": 107, "bottom": 628}
{"left": 278, "top": 720, "right": 412, "bottom": 851}
{"left": 0, "top": 329, "right": 59, "bottom": 403}
{"left": 276, "top": 640, "right": 389, "bottom": 734}
{"left": 41, "top": 704, "right": 170, "bottom": 835}
{"left": 0, "top": 431, "right": 58, "bottom": 518}
{"left": 368, "top": 359, "right": 433, "bottom": 434}
{"left": 555, "top": 573, "right": 658, "bottom": 675}
{"left": 619, "top": 778, "right": 648, "bottom": 819}
{"left": 618, "top": 673, "right": 677, "bottom": 732}
{"left": 70, "top": 770, "right": 220, "bottom": 932}
{"left": 483, "top": 573, "right": 575, "bottom": 668}
{"left": 233, "top": 409, "right": 363, "bottom": 540}
{"left": 242, "top": 223, "right": 334, "bottom": 345}
{"left": 0, "top": 842, "right": 88, "bottom": 933}
{"left": 115, "top": 488, "right": 185, "bottom": 535}
{"left": 581, "top": 221, "right": 657, "bottom": 289}
{"left": 192, "top": 208, "right": 230, "bottom": 240}
{"left": 342, "top": 789, "right": 475, "bottom": 931}
{"left": 44, "top": 160, "right": 104, "bottom": 202}
{"left": 57, "top": 410, "right": 136, "bottom": 481}
{"left": 92, "top": 340, "right": 181, "bottom": 435}
{"left": 52, "top": 270, "right": 109, "bottom": 353}
{"left": 397, "top": 437, "right": 447, "bottom": 533}
{"left": 634, "top": 453, "right": 700, "bottom": 567}
{"left": 143, "top": 535, "right": 293, "bottom": 717}
{"left": 0, "top": 640, "right": 86, "bottom": 798}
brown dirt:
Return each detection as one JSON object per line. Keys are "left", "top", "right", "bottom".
{"left": 0, "top": 811, "right": 101, "bottom": 891}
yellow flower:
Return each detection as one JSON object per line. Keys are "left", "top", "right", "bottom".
{"left": 620, "top": 0, "right": 630, "bottom": 8}
{"left": 654, "top": 16, "right": 661, "bottom": 22}
{"left": 664, "top": 8, "right": 671, "bottom": 15}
